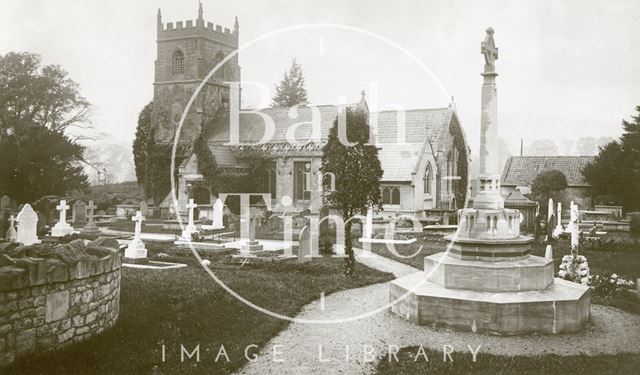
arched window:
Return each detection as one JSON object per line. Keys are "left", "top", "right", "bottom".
{"left": 423, "top": 163, "right": 432, "bottom": 195}
{"left": 381, "top": 186, "right": 401, "bottom": 205}
{"left": 446, "top": 151, "right": 452, "bottom": 193}
{"left": 172, "top": 50, "right": 185, "bottom": 75}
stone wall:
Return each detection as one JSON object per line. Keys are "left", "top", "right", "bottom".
{"left": 0, "top": 241, "right": 121, "bottom": 367}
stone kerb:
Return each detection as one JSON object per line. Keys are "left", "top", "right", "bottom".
{"left": 0, "top": 238, "right": 122, "bottom": 367}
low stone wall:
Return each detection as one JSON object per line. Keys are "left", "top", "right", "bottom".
{"left": 0, "top": 240, "right": 121, "bottom": 367}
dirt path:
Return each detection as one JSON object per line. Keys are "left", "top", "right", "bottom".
{"left": 234, "top": 251, "right": 640, "bottom": 375}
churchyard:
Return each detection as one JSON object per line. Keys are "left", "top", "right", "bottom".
{"left": 2, "top": 2, "right": 640, "bottom": 373}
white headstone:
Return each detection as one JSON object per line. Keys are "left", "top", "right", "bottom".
{"left": 16, "top": 204, "right": 40, "bottom": 245}
{"left": 51, "top": 199, "right": 74, "bottom": 237}
{"left": 363, "top": 205, "right": 373, "bottom": 239}
{"left": 125, "top": 211, "right": 147, "bottom": 259}
{"left": 212, "top": 199, "right": 224, "bottom": 229}
{"left": 569, "top": 201, "right": 580, "bottom": 251}
{"left": 298, "top": 226, "right": 312, "bottom": 263}
{"left": 5, "top": 214, "right": 17, "bottom": 242}
{"left": 180, "top": 199, "right": 198, "bottom": 241}
{"left": 553, "top": 201, "right": 564, "bottom": 238}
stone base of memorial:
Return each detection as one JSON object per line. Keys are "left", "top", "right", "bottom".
{"left": 359, "top": 237, "right": 417, "bottom": 245}
{"left": 240, "top": 240, "right": 265, "bottom": 254}
{"left": 81, "top": 224, "right": 101, "bottom": 236}
{"left": 51, "top": 222, "right": 74, "bottom": 237}
{"left": 0, "top": 238, "right": 121, "bottom": 367}
{"left": 173, "top": 240, "right": 225, "bottom": 251}
{"left": 124, "top": 239, "right": 147, "bottom": 260}
{"left": 388, "top": 189, "right": 591, "bottom": 335}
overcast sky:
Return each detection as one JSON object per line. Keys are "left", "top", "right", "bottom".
{"left": 1, "top": 0, "right": 639, "bottom": 155}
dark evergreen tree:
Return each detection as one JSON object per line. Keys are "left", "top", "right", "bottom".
{"left": 582, "top": 106, "right": 640, "bottom": 210}
{"left": 530, "top": 169, "right": 568, "bottom": 215}
{"left": 271, "top": 59, "right": 309, "bottom": 107}
{"left": 321, "top": 108, "right": 383, "bottom": 276}
{"left": 132, "top": 101, "right": 153, "bottom": 187}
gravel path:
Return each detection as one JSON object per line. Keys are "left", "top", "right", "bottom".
{"left": 235, "top": 251, "right": 640, "bottom": 375}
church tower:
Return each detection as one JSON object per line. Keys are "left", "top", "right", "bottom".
{"left": 152, "top": 2, "right": 240, "bottom": 144}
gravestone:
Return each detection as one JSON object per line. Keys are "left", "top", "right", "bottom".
{"left": 0, "top": 195, "right": 11, "bottom": 213}
{"left": 298, "top": 226, "right": 312, "bottom": 263}
{"left": 72, "top": 200, "right": 87, "bottom": 225}
{"left": 5, "top": 214, "right": 17, "bottom": 242}
{"left": 140, "top": 201, "right": 148, "bottom": 216}
{"left": 240, "top": 208, "right": 264, "bottom": 255}
{"left": 125, "top": 211, "right": 147, "bottom": 259}
{"left": 36, "top": 211, "right": 47, "bottom": 235}
{"left": 82, "top": 200, "right": 100, "bottom": 235}
{"left": 363, "top": 205, "right": 373, "bottom": 239}
{"left": 180, "top": 199, "right": 198, "bottom": 241}
{"left": 51, "top": 200, "right": 74, "bottom": 237}
{"left": 212, "top": 199, "right": 224, "bottom": 229}
{"left": 569, "top": 201, "right": 580, "bottom": 251}
{"left": 16, "top": 204, "right": 40, "bottom": 245}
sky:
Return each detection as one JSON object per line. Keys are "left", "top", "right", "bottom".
{"left": 1, "top": 0, "right": 639, "bottom": 156}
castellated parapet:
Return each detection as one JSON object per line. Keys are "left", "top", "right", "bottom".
{"left": 0, "top": 239, "right": 122, "bottom": 367}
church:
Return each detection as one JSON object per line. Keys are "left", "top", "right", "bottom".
{"left": 151, "top": 4, "right": 469, "bottom": 221}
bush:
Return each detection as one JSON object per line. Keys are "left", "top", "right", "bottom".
{"left": 319, "top": 227, "right": 336, "bottom": 255}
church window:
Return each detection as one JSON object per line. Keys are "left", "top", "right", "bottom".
{"left": 172, "top": 50, "right": 185, "bottom": 75}
{"left": 423, "top": 163, "right": 432, "bottom": 195}
{"left": 381, "top": 186, "right": 400, "bottom": 205}
{"left": 294, "top": 161, "right": 311, "bottom": 201}
{"left": 263, "top": 161, "right": 277, "bottom": 199}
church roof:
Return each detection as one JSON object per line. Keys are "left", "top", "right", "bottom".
{"left": 501, "top": 156, "right": 594, "bottom": 187}
{"left": 207, "top": 104, "right": 455, "bottom": 182}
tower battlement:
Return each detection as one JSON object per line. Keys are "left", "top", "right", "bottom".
{"left": 156, "top": 4, "right": 238, "bottom": 47}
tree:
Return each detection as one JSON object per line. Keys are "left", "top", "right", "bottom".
{"left": 321, "top": 108, "right": 383, "bottom": 275}
{"left": 271, "top": 59, "right": 308, "bottom": 107}
{"left": 0, "top": 125, "right": 88, "bottom": 202}
{"left": 0, "top": 52, "right": 91, "bottom": 135}
{"left": 530, "top": 169, "right": 568, "bottom": 215}
{"left": 0, "top": 52, "right": 90, "bottom": 202}
{"left": 582, "top": 106, "right": 640, "bottom": 210}
{"left": 133, "top": 101, "right": 153, "bottom": 186}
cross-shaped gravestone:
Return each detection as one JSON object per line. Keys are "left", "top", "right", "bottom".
{"left": 57, "top": 200, "right": 70, "bottom": 224}
{"left": 81, "top": 200, "right": 100, "bottom": 235}
{"left": 180, "top": 199, "right": 198, "bottom": 240}
{"left": 5, "top": 214, "right": 17, "bottom": 242}
{"left": 125, "top": 210, "right": 147, "bottom": 259}
{"left": 51, "top": 199, "right": 74, "bottom": 237}
{"left": 186, "top": 199, "right": 197, "bottom": 227}
{"left": 132, "top": 210, "right": 144, "bottom": 239}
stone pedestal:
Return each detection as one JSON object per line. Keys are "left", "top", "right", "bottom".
{"left": 51, "top": 223, "right": 74, "bottom": 237}
{"left": 388, "top": 177, "right": 590, "bottom": 335}
{"left": 240, "top": 240, "right": 264, "bottom": 254}
{"left": 125, "top": 239, "right": 147, "bottom": 259}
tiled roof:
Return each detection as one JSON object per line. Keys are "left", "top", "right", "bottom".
{"left": 207, "top": 105, "right": 454, "bottom": 182}
{"left": 501, "top": 156, "right": 594, "bottom": 187}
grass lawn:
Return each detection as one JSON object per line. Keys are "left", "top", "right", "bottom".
{"left": 5, "top": 251, "right": 393, "bottom": 374}
{"left": 368, "top": 234, "right": 640, "bottom": 313}
{"left": 376, "top": 347, "right": 640, "bottom": 375}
